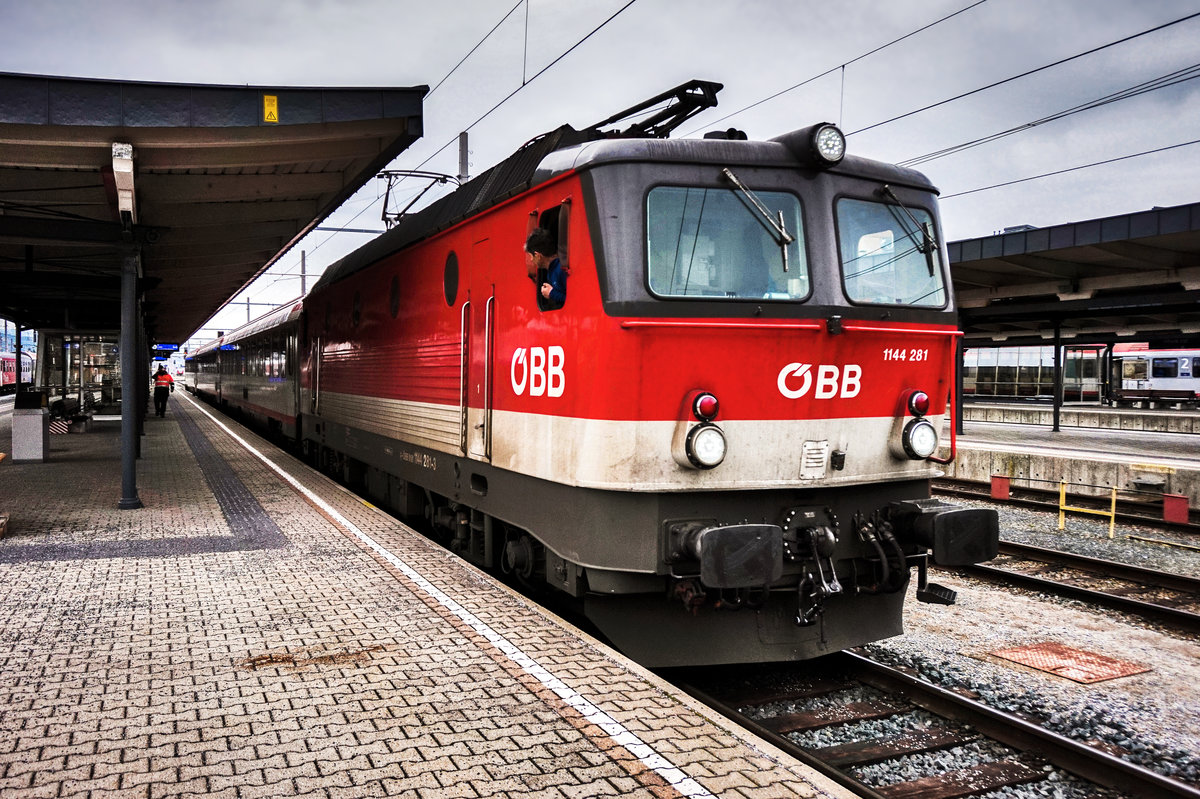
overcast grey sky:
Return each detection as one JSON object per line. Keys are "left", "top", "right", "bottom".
{"left": 2, "top": 0, "right": 1198, "bottom": 345}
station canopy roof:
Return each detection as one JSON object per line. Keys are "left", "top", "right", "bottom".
{"left": 950, "top": 201, "right": 1200, "bottom": 349}
{"left": 0, "top": 72, "right": 425, "bottom": 344}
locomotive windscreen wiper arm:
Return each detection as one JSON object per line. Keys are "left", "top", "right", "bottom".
{"left": 721, "top": 167, "right": 794, "bottom": 272}
{"left": 880, "top": 184, "right": 938, "bottom": 276}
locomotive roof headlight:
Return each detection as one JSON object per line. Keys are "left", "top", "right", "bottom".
{"left": 908, "top": 390, "right": 931, "bottom": 417}
{"left": 812, "top": 124, "right": 846, "bottom": 165}
{"left": 692, "top": 392, "right": 719, "bottom": 421}
{"left": 686, "top": 423, "right": 727, "bottom": 469}
{"left": 902, "top": 418, "right": 939, "bottom": 460}
{"left": 771, "top": 122, "right": 846, "bottom": 168}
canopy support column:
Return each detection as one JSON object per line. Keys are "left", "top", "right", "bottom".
{"left": 1052, "top": 325, "right": 1063, "bottom": 433}
{"left": 119, "top": 248, "right": 143, "bottom": 510}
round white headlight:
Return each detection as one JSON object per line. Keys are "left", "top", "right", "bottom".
{"left": 813, "top": 124, "right": 845, "bottom": 164}
{"left": 902, "top": 418, "right": 938, "bottom": 459}
{"left": 686, "top": 423, "right": 727, "bottom": 469}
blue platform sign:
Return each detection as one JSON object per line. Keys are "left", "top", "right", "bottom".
{"left": 153, "top": 343, "right": 180, "bottom": 352}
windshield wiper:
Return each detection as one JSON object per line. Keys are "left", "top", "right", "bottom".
{"left": 721, "top": 167, "right": 794, "bottom": 272}
{"left": 879, "top": 184, "right": 938, "bottom": 276}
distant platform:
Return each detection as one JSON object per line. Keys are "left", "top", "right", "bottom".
{"left": 945, "top": 415, "right": 1200, "bottom": 510}
{"left": 962, "top": 402, "right": 1200, "bottom": 435}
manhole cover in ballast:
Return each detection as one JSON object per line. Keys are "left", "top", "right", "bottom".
{"left": 990, "top": 641, "right": 1150, "bottom": 683}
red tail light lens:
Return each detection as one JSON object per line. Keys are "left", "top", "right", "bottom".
{"left": 908, "top": 391, "right": 930, "bottom": 417}
{"left": 693, "top": 392, "right": 719, "bottom": 421}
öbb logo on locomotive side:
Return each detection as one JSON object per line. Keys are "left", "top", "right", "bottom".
{"left": 777, "top": 363, "right": 862, "bottom": 399}
{"left": 511, "top": 346, "right": 565, "bottom": 397}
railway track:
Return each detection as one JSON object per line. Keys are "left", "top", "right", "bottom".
{"left": 933, "top": 478, "right": 1200, "bottom": 531}
{"left": 681, "top": 650, "right": 1200, "bottom": 799}
{"left": 955, "top": 541, "right": 1200, "bottom": 635}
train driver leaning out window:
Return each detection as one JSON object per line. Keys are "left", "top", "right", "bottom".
{"left": 525, "top": 227, "right": 566, "bottom": 311}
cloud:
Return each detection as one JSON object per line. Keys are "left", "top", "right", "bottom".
{"left": 3, "top": 0, "right": 1197, "bottom": 339}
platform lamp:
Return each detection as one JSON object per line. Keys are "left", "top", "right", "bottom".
{"left": 112, "top": 143, "right": 137, "bottom": 234}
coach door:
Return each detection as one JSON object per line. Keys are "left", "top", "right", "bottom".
{"left": 466, "top": 238, "right": 495, "bottom": 460}
{"left": 308, "top": 338, "right": 321, "bottom": 415}
{"left": 214, "top": 348, "right": 223, "bottom": 403}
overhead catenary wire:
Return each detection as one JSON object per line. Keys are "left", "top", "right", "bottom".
{"left": 940, "top": 138, "right": 1200, "bottom": 199}
{"left": 848, "top": 10, "right": 1200, "bottom": 137}
{"left": 681, "top": 0, "right": 990, "bottom": 138}
{"left": 247, "top": 2, "right": 638, "bottom": 293}
{"left": 899, "top": 63, "right": 1200, "bottom": 168}
{"left": 224, "top": 0, "right": 641, "bottom": 326}
{"left": 205, "top": 0, "right": 530, "bottom": 323}
{"left": 428, "top": 0, "right": 524, "bottom": 99}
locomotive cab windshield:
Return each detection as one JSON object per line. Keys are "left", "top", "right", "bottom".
{"left": 646, "top": 184, "right": 810, "bottom": 300}
{"left": 837, "top": 196, "right": 947, "bottom": 307}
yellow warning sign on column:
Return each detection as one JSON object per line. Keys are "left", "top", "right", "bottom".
{"left": 263, "top": 95, "right": 278, "bottom": 124}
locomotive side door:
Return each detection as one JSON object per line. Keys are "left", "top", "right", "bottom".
{"left": 467, "top": 237, "right": 495, "bottom": 460}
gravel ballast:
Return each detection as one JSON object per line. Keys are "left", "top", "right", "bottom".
{"left": 864, "top": 496, "right": 1200, "bottom": 785}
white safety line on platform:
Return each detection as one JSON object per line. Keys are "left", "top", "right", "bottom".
{"left": 178, "top": 392, "right": 715, "bottom": 799}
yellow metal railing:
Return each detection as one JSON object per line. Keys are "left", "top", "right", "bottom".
{"left": 1059, "top": 479, "right": 1117, "bottom": 539}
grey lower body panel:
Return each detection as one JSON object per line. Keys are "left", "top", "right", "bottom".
{"left": 585, "top": 588, "right": 907, "bottom": 668}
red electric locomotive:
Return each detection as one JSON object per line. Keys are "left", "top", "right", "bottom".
{"left": 1, "top": 351, "right": 33, "bottom": 394}
{"left": 193, "top": 82, "right": 998, "bottom": 666}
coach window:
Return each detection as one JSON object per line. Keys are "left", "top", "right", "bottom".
{"left": 1123, "top": 359, "right": 1148, "bottom": 381}
{"left": 1152, "top": 357, "right": 1178, "bottom": 379}
{"left": 837, "top": 197, "right": 946, "bottom": 307}
{"left": 390, "top": 275, "right": 401, "bottom": 318}
{"left": 647, "top": 186, "right": 808, "bottom": 300}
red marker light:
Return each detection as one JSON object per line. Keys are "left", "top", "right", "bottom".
{"left": 693, "top": 392, "right": 719, "bottom": 421}
{"left": 908, "top": 391, "right": 931, "bottom": 417}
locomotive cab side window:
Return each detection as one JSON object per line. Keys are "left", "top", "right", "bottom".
{"left": 646, "top": 186, "right": 808, "bottom": 300}
{"left": 528, "top": 204, "right": 569, "bottom": 311}
{"left": 837, "top": 197, "right": 946, "bottom": 307}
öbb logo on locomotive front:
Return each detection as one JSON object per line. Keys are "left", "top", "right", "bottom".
{"left": 777, "top": 362, "right": 863, "bottom": 399}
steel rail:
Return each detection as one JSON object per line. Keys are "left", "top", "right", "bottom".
{"left": 961, "top": 559, "right": 1200, "bottom": 635}
{"left": 675, "top": 680, "right": 890, "bottom": 799}
{"left": 680, "top": 650, "right": 1200, "bottom": 798}
{"left": 995, "top": 540, "right": 1200, "bottom": 593}
{"left": 842, "top": 650, "right": 1200, "bottom": 799}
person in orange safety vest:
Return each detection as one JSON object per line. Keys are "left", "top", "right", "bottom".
{"left": 152, "top": 365, "right": 175, "bottom": 417}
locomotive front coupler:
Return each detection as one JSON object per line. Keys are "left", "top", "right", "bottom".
{"left": 666, "top": 520, "right": 783, "bottom": 590}
{"left": 888, "top": 498, "right": 999, "bottom": 566}
{"left": 887, "top": 499, "right": 1000, "bottom": 605}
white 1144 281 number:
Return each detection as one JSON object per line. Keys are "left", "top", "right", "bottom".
{"left": 883, "top": 348, "right": 929, "bottom": 362}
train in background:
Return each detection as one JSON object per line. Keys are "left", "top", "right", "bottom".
{"left": 186, "top": 81, "right": 998, "bottom": 667}
{"left": 0, "top": 351, "right": 34, "bottom": 394}
{"left": 963, "top": 343, "right": 1200, "bottom": 406}
{"left": 1110, "top": 346, "right": 1200, "bottom": 406}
